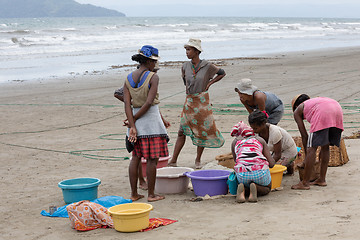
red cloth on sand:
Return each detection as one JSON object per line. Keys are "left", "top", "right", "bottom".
{"left": 140, "top": 218, "right": 177, "bottom": 232}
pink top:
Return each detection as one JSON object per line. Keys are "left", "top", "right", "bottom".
{"left": 234, "top": 137, "right": 269, "bottom": 173}
{"left": 303, "top": 97, "right": 344, "bottom": 133}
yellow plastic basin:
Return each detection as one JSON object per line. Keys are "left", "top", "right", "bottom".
{"left": 269, "top": 164, "right": 287, "bottom": 189}
{"left": 108, "top": 203, "right": 153, "bottom": 232}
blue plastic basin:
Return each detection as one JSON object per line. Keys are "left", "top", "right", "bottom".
{"left": 58, "top": 177, "right": 101, "bottom": 204}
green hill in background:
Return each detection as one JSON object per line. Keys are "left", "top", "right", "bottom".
{"left": 0, "top": 0, "right": 125, "bottom": 18}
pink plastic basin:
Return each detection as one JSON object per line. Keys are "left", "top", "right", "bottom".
{"left": 141, "top": 155, "right": 171, "bottom": 177}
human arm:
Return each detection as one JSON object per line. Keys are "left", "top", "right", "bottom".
{"left": 205, "top": 68, "right": 226, "bottom": 91}
{"left": 293, "top": 103, "right": 308, "bottom": 154}
{"left": 242, "top": 99, "right": 254, "bottom": 114}
{"left": 123, "top": 84, "right": 136, "bottom": 142}
{"left": 160, "top": 111, "right": 171, "bottom": 128}
{"left": 253, "top": 91, "right": 267, "bottom": 112}
{"left": 114, "top": 93, "right": 124, "bottom": 102}
{"left": 231, "top": 138, "right": 238, "bottom": 161}
{"left": 257, "top": 136, "right": 275, "bottom": 168}
{"left": 272, "top": 140, "right": 282, "bottom": 162}
{"left": 114, "top": 88, "right": 124, "bottom": 102}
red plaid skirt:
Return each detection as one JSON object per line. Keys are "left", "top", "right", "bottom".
{"left": 133, "top": 137, "right": 169, "bottom": 159}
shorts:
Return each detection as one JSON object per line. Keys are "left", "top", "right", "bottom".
{"left": 307, "top": 127, "right": 342, "bottom": 148}
{"left": 133, "top": 137, "right": 169, "bottom": 159}
{"left": 236, "top": 169, "right": 271, "bottom": 188}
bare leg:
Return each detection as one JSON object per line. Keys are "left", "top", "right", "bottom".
{"left": 129, "top": 155, "right": 144, "bottom": 201}
{"left": 236, "top": 183, "right": 245, "bottom": 203}
{"left": 248, "top": 182, "right": 271, "bottom": 202}
{"left": 195, "top": 146, "right": 205, "bottom": 169}
{"left": 138, "top": 162, "right": 147, "bottom": 190}
{"left": 255, "top": 182, "right": 272, "bottom": 196}
{"left": 285, "top": 162, "right": 294, "bottom": 175}
{"left": 248, "top": 183, "right": 258, "bottom": 202}
{"left": 311, "top": 144, "right": 329, "bottom": 186}
{"left": 168, "top": 131, "right": 186, "bottom": 167}
{"left": 146, "top": 158, "right": 165, "bottom": 202}
{"left": 292, "top": 147, "right": 317, "bottom": 190}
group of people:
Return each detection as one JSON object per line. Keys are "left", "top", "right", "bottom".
{"left": 116, "top": 38, "right": 344, "bottom": 203}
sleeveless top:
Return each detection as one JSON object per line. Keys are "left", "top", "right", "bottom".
{"left": 125, "top": 70, "right": 160, "bottom": 108}
{"left": 234, "top": 137, "right": 269, "bottom": 173}
{"left": 246, "top": 90, "right": 283, "bottom": 114}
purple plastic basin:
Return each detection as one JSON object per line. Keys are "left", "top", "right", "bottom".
{"left": 185, "top": 169, "right": 231, "bottom": 197}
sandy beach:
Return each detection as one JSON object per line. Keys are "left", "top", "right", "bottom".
{"left": 1, "top": 46, "right": 360, "bottom": 240}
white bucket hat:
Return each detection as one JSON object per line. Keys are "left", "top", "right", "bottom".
{"left": 236, "top": 78, "right": 258, "bottom": 95}
{"left": 184, "top": 38, "right": 203, "bottom": 52}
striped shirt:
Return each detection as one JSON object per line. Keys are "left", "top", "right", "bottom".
{"left": 234, "top": 137, "right": 269, "bottom": 173}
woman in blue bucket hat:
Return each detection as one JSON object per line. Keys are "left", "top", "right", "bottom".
{"left": 123, "top": 45, "right": 169, "bottom": 202}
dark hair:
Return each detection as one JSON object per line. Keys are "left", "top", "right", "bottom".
{"left": 131, "top": 54, "right": 153, "bottom": 64}
{"left": 293, "top": 94, "right": 310, "bottom": 111}
{"left": 248, "top": 110, "right": 267, "bottom": 126}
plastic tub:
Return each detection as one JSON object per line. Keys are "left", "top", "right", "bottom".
{"left": 269, "top": 164, "right": 287, "bottom": 189}
{"left": 185, "top": 169, "right": 231, "bottom": 197}
{"left": 155, "top": 167, "right": 194, "bottom": 194}
{"left": 227, "top": 172, "right": 238, "bottom": 195}
{"left": 108, "top": 203, "right": 153, "bottom": 232}
{"left": 58, "top": 177, "right": 101, "bottom": 204}
{"left": 141, "top": 155, "right": 171, "bottom": 177}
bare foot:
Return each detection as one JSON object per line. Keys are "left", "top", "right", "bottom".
{"left": 195, "top": 161, "right": 202, "bottom": 169}
{"left": 248, "top": 183, "right": 258, "bottom": 202}
{"left": 167, "top": 162, "right": 177, "bottom": 167}
{"left": 236, "top": 183, "right": 245, "bottom": 203}
{"left": 310, "top": 179, "right": 327, "bottom": 186}
{"left": 291, "top": 181, "right": 310, "bottom": 190}
{"left": 139, "top": 182, "right": 148, "bottom": 190}
{"left": 130, "top": 194, "right": 144, "bottom": 201}
{"left": 148, "top": 195, "right": 165, "bottom": 202}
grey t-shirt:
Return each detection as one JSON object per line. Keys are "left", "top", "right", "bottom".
{"left": 182, "top": 60, "right": 219, "bottom": 94}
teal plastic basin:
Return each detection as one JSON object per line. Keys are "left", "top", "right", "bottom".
{"left": 58, "top": 177, "right": 101, "bottom": 204}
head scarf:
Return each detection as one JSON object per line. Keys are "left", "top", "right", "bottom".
{"left": 230, "top": 121, "right": 255, "bottom": 138}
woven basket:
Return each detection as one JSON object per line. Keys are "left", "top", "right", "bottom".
{"left": 292, "top": 136, "right": 349, "bottom": 167}
{"left": 215, "top": 152, "right": 235, "bottom": 169}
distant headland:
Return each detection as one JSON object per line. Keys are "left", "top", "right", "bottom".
{"left": 0, "top": 0, "right": 125, "bottom": 18}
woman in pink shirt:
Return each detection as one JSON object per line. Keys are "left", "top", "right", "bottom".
{"left": 291, "top": 94, "right": 343, "bottom": 190}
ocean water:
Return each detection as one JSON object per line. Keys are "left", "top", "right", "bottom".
{"left": 0, "top": 17, "right": 360, "bottom": 82}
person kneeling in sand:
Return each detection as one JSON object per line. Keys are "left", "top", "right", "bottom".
{"left": 248, "top": 110, "right": 298, "bottom": 175}
{"left": 291, "top": 94, "right": 344, "bottom": 190}
{"left": 231, "top": 121, "right": 275, "bottom": 203}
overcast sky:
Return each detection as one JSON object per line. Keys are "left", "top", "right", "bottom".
{"left": 75, "top": 0, "right": 360, "bottom": 18}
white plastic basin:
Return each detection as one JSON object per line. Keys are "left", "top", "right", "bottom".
{"left": 155, "top": 167, "right": 194, "bottom": 194}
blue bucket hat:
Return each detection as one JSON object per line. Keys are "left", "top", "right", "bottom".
{"left": 138, "top": 45, "right": 160, "bottom": 60}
